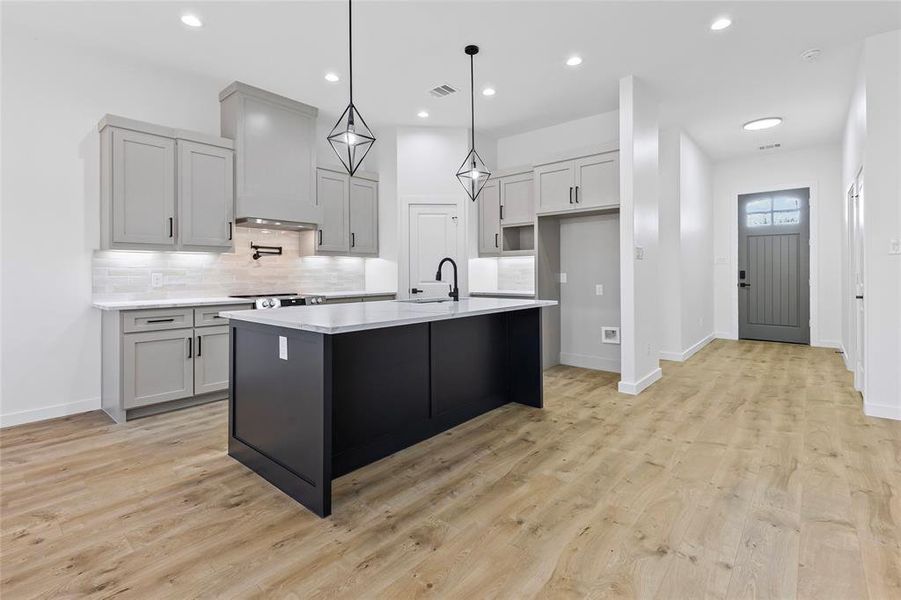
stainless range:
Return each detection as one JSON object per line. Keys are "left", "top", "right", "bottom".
{"left": 229, "top": 292, "right": 326, "bottom": 309}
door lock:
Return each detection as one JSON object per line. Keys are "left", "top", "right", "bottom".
{"left": 411, "top": 288, "right": 423, "bottom": 294}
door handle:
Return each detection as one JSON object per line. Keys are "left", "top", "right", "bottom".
{"left": 196, "top": 335, "right": 202, "bottom": 357}
{"left": 569, "top": 187, "right": 573, "bottom": 204}
{"left": 739, "top": 282, "right": 751, "bottom": 288}
{"left": 855, "top": 295, "right": 863, "bottom": 299}
{"left": 187, "top": 337, "right": 192, "bottom": 359}
{"left": 411, "top": 288, "right": 423, "bottom": 294}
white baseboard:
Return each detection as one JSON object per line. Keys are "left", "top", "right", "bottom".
{"left": 714, "top": 331, "right": 737, "bottom": 340}
{"left": 864, "top": 402, "right": 901, "bottom": 421}
{"left": 814, "top": 339, "right": 842, "bottom": 349}
{"left": 840, "top": 345, "right": 853, "bottom": 372}
{"left": 618, "top": 367, "right": 662, "bottom": 395}
{"left": 659, "top": 334, "right": 714, "bottom": 362}
{"left": 560, "top": 352, "right": 620, "bottom": 373}
{"left": 0, "top": 397, "right": 100, "bottom": 429}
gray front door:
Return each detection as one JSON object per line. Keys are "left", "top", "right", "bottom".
{"left": 738, "top": 188, "right": 810, "bottom": 344}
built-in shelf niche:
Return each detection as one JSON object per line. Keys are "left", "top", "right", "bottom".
{"left": 502, "top": 224, "right": 534, "bottom": 255}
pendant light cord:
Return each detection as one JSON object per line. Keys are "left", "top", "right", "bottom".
{"left": 348, "top": 0, "right": 353, "bottom": 105}
{"left": 470, "top": 53, "right": 475, "bottom": 149}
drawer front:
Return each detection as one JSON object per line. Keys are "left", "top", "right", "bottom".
{"left": 363, "top": 295, "right": 396, "bottom": 302}
{"left": 194, "top": 304, "right": 253, "bottom": 327}
{"left": 123, "top": 308, "right": 194, "bottom": 333}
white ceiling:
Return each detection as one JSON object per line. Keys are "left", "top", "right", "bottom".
{"left": 5, "top": 1, "right": 900, "bottom": 160}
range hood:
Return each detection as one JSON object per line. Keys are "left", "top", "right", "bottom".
{"left": 236, "top": 217, "right": 317, "bottom": 232}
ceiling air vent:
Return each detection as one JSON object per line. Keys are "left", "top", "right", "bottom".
{"left": 428, "top": 84, "right": 457, "bottom": 98}
{"left": 758, "top": 143, "right": 782, "bottom": 151}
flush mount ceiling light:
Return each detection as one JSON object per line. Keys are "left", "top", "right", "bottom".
{"left": 327, "top": 0, "right": 375, "bottom": 176}
{"left": 180, "top": 14, "right": 203, "bottom": 27}
{"left": 482, "top": 87, "right": 496, "bottom": 97}
{"left": 455, "top": 45, "right": 491, "bottom": 202}
{"left": 417, "top": 110, "right": 429, "bottom": 118}
{"left": 710, "top": 17, "right": 732, "bottom": 31}
{"left": 566, "top": 55, "right": 583, "bottom": 67}
{"left": 743, "top": 117, "right": 783, "bottom": 131}
{"left": 324, "top": 72, "right": 340, "bottom": 83}
{"left": 801, "top": 48, "right": 822, "bottom": 62}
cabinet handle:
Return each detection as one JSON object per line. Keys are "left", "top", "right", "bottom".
{"left": 196, "top": 335, "right": 202, "bottom": 357}
{"left": 569, "top": 187, "right": 573, "bottom": 204}
{"left": 228, "top": 221, "right": 233, "bottom": 240}
{"left": 500, "top": 204, "right": 504, "bottom": 221}
{"left": 318, "top": 229, "right": 323, "bottom": 246}
{"left": 351, "top": 232, "right": 355, "bottom": 248}
{"left": 146, "top": 318, "right": 175, "bottom": 324}
{"left": 187, "top": 337, "right": 192, "bottom": 359}
{"left": 495, "top": 233, "right": 499, "bottom": 248}
{"left": 575, "top": 186, "right": 580, "bottom": 203}
{"left": 169, "top": 217, "right": 174, "bottom": 238}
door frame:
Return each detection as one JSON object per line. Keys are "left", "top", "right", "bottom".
{"left": 728, "top": 180, "right": 820, "bottom": 345}
{"left": 399, "top": 194, "right": 469, "bottom": 300}
{"left": 849, "top": 167, "right": 866, "bottom": 393}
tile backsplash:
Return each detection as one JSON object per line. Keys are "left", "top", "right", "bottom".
{"left": 497, "top": 257, "right": 535, "bottom": 292}
{"left": 93, "top": 227, "right": 366, "bottom": 300}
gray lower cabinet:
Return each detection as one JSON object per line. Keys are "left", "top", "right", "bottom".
{"left": 123, "top": 329, "right": 194, "bottom": 409}
{"left": 102, "top": 303, "right": 252, "bottom": 423}
{"left": 194, "top": 325, "right": 230, "bottom": 395}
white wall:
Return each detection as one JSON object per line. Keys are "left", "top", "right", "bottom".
{"left": 711, "top": 144, "right": 843, "bottom": 347}
{"left": 1, "top": 32, "right": 228, "bottom": 426}
{"left": 618, "top": 76, "right": 661, "bottom": 394}
{"left": 658, "top": 129, "right": 715, "bottom": 361}
{"left": 497, "top": 111, "right": 619, "bottom": 169}
{"left": 841, "top": 30, "right": 901, "bottom": 419}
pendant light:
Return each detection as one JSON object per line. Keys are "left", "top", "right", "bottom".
{"left": 455, "top": 44, "right": 491, "bottom": 201}
{"left": 327, "top": 0, "right": 375, "bottom": 176}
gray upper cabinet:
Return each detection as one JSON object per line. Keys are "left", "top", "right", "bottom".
{"left": 478, "top": 180, "right": 501, "bottom": 256}
{"left": 534, "top": 151, "right": 620, "bottom": 214}
{"left": 315, "top": 168, "right": 379, "bottom": 256}
{"left": 349, "top": 177, "right": 378, "bottom": 256}
{"left": 122, "top": 328, "right": 194, "bottom": 409}
{"left": 220, "top": 82, "right": 319, "bottom": 226}
{"left": 193, "top": 325, "right": 230, "bottom": 395}
{"left": 98, "top": 115, "right": 235, "bottom": 252}
{"left": 108, "top": 128, "right": 176, "bottom": 247}
{"left": 499, "top": 171, "right": 534, "bottom": 225}
{"left": 316, "top": 169, "right": 350, "bottom": 253}
{"left": 178, "top": 141, "right": 234, "bottom": 249}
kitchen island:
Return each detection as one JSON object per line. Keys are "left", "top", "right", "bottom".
{"left": 220, "top": 297, "right": 556, "bottom": 517}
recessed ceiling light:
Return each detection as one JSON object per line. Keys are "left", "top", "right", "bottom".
{"left": 180, "top": 14, "right": 203, "bottom": 28}
{"left": 743, "top": 117, "right": 783, "bottom": 131}
{"left": 710, "top": 17, "right": 732, "bottom": 31}
{"left": 324, "top": 72, "right": 340, "bottom": 83}
{"left": 417, "top": 110, "right": 429, "bottom": 118}
{"left": 566, "top": 55, "right": 583, "bottom": 67}
{"left": 482, "top": 87, "right": 496, "bottom": 97}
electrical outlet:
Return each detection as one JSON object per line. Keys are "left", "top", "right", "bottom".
{"left": 151, "top": 272, "right": 163, "bottom": 288}
{"left": 634, "top": 246, "right": 645, "bottom": 260}
{"left": 559, "top": 273, "right": 567, "bottom": 284}
{"left": 595, "top": 284, "right": 604, "bottom": 296}
{"left": 890, "top": 239, "right": 901, "bottom": 255}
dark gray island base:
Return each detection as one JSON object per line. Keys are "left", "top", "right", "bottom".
{"left": 226, "top": 306, "right": 544, "bottom": 517}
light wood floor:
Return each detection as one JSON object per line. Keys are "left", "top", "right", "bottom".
{"left": 2, "top": 340, "right": 899, "bottom": 599}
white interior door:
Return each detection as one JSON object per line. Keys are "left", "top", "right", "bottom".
{"left": 852, "top": 173, "right": 865, "bottom": 392}
{"left": 409, "top": 204, "right": 458, "bottom": 298}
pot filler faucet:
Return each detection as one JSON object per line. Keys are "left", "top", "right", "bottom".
{"left": 435, "top": 257, "right": 460, "bottom": 302}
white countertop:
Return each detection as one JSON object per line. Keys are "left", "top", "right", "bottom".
{"left": 220, "top": 297, "right": 557, "bottom": 334}
{"left": 92, "top": 290, "right": 397, "bottom": 311}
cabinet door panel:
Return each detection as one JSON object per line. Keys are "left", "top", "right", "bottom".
{"left": 500, "top": 173, "right": 535, "bottom": 225}
{"left": 179, "top": 141, "right": 234, "bottom": 248}
{"left": 316, "top": 169, "right": 350, "bottom": 253}
{"left": 574, "top": 152, "right": 619, "bottom": 208}
{"left": 349, "top": 178, "right": 378, "bottom": 255}
{"left": 112, "top": 129, "right": 176, "bottom": 245}
{"left": 478, "top": 181, "right": 501, "bottom": 256}
{"left": 123, "top": 329, "right": 193, "bottom": 408}
{"left": 535, "top": 161, "right": 575, "bottom": 213}
{"left": 194, "top": 326, "right": 230, "bottom": 395}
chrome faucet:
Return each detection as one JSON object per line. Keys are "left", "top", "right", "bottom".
{"left": 435, "top": 257, "right": 460, "bottom": 301}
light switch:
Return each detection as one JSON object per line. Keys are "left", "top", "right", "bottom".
{"left": 634, "top": 247, "right": 645, "bottom": 260}
{"left": 151, "top": 272, "right": 163, "bottom": 288}
{"left": 595, "top": 284, "right": 604, "bottom": 296}
{"left": 559, "top": 273, "right": 567, "bottom": 284}
{"left": 279, "top": 336, "right": 288, "bottom": 360}
{"left": 890, "top": 239, "right": 901, "bottom": 255}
